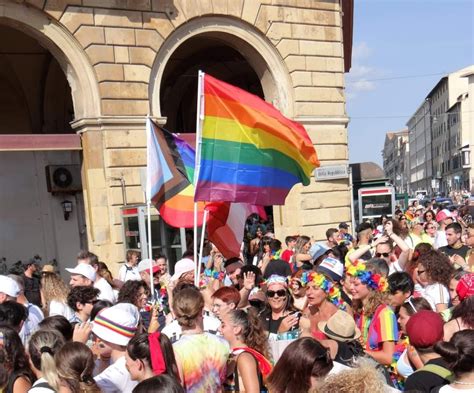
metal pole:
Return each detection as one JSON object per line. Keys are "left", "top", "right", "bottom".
{"left": 349, "top": 166, "right": 356, "bottom": 233}
{"left": 194, "top": 70, "right": 205, "bottom": 287}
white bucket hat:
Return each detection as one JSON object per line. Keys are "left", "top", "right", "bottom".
{"left": 92, "top": 303, "right": 140, "bottom": 346}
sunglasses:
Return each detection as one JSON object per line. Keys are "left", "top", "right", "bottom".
{"left": 267, "top": 289, "right": 287, "bottom": 298}
{"left": 375, "top": 252, "right": 390, "bottom": 258}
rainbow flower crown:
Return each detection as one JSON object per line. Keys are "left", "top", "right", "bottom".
{"left": 345, "top": 260, "right": 388, "bottom": 292}
{"left": 300, "top": 271, "right": 345, "bottom": 310}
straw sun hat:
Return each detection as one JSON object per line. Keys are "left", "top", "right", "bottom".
{"left": 317, "top": 310, "right": 361, "bottom": 342}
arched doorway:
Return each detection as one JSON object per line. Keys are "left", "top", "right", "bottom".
{"left": 150, "top": 16, "right": 294, "bottom": 122}
{"left": 160, "top": 35, "right": 265, "bottom": 134}
{"left": 0, "top": 3, "right": 100, "bottom": 269}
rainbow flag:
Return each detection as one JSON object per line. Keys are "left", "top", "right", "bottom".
{"left": 159, "top": 133, "right": 205, "bottom": 228}
{"left": 146, "top": 118, "right": 189, "bottom": 209}
{"left": 194, "top": 74, "right": 320, "bottom": 206}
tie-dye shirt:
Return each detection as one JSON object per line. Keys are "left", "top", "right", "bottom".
{"left": 357, "top": 304, "right": 398, "bottom": 350}
{"left": 173, "top": 332, "right": 230, "bottom": 393}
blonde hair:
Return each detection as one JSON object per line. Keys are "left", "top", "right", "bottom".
{"left": 28, "top": 330, "right": 64, "bottom": 391}
{"left": 317, "top": 357, "right": 386, "bottom": 393}
{"left": 41, "top": 273, "right": 69, "bottom": 315}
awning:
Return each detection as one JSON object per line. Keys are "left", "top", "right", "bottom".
{"left": 0, "top": 134, "right": 82, "bottom": 151}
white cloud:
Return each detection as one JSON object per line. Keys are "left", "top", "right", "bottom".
{"left": 345, "top": 42, "right": 384, "bottom": 100}
{"left": 352, "top": 41, "right": 372, "bottom": 60}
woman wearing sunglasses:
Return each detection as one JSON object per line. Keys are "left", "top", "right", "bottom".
{"left": 259, "top": 275, "right": 298, "bottom": 338}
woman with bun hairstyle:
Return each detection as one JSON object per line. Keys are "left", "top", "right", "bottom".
{"left": 125, "top": 332, "right": 180, "bottom": 383}
{"left": 434, "top": 330, "right": 474, "bottom": 392}
{"left": 28, "top": 330, "right": 65, "bottom": 392}
{"left": 55, "top": 342, "right": 100, "bottom": 393}
{"left": 221, "top": 308, "right": 272, "bottom": 393}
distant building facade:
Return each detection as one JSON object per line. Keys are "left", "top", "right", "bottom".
{"left": 407, "top": 66, "right": 473, "bottom": 196}
{"left": 382, "top": 129, "right": 409, "bottom": 193}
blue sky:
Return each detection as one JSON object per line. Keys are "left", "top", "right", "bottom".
{"left": 346, "top": 0, "right": 474, "bottom": 166}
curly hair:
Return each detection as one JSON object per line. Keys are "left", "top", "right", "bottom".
{"left": 41, "top": 272, "right": 70, "bottom": 315}
{"left": 317, "top": 357, "right": 386, "bottom": 393}
{"left": 228, "top": 308, "right": 271, "bottom": 361}
{"left": 0, "top": 325, "right": 33, "bottom": 381}
{"left": 418, "top": 249, "right": 454, "bottom": 287}
{"left": 55, "top": 342, "right": 100, "bottom": 393}
{"left": 118, "top": 280, "right": 149, "bottom": 308}
{"left": 406, "top": 242, "right": 434, "bottom": 276}
{"left": 67, "top": 286, "right": 100, "bottom": 312}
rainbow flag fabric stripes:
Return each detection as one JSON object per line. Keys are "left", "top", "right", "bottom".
{"left": 194, "top": 74, "right": 320, "bottom": 206}
{"left": 146, "top": 118, "right": 189, "bottom": 209}
{"left": 159, "top": 135, "right": 205, "bottom": 228}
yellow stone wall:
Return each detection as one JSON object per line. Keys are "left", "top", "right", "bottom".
{"left": 11, "top": 0, "right": 351, "bottom": 270}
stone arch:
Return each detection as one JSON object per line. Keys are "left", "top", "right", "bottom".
{"left": 149, "top": 16, "right": 294, "bottom": 120}
{"left": 0, "top": 1, "right": 101, "bottom": 119}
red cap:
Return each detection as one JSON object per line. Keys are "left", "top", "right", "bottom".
{"left": 406, "top": 310, "right": 444, "bottom": 348}
{"left": 456, "top": 273, "right": 474, "bottom": 301}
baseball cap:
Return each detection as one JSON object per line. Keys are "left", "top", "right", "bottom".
{"left": 406, "top": 310, "right": 444, "bottom": 348}
{"left": 456, "top": 273, "right": 474, "bottom": 301}
{"left": 339, "top": 222, "right": 349, "bottom": 229}
{"left": 65, "top": 264, "right": 96, "bottom": 282}
{"left": 137, "top": 259, "right": 160, "bottom": 274}
{"left": 0, "top": 276, "right": 20, "bottom": 298}
{"left": 317, "top": 257, "right": 344, "bottom": 282}
{"left": 436, "top": 209, "right": 453, "bottom": 223}
{"left": 92, "top": 303, "right": 140, "bottom": 346}
{"left": 309, "top": 242, "right": 330, "bottom": 262}
{"left": 171, "top": 258, "right": 195, "bottom": 282}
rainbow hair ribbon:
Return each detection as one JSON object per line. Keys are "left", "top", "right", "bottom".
{"left": 300, "top": 271, "right": 345, "bottom": 310}
{"left": 345, "top": 260, "right": 389, "bottom": 292}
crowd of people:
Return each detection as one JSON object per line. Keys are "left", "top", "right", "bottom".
{"left": 0, "top": 198, "right": 473, "bottom": 393}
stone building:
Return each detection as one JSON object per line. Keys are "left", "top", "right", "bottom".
{"left": 382, "top": 129, "right": 409, "bottom": 194}
{"left": 0, "top": 0, "right": 354, "bottom": 271}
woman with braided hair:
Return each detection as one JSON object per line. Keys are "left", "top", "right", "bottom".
{"left": 55, "top": 342, "right": 100, "bottom": 393}
{"left": 221, "top": 308, "right": 272, "bottom": 392}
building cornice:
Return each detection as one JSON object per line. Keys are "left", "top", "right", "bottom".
{"left": 71, "top": 116, "right": 167, "bottom": 132}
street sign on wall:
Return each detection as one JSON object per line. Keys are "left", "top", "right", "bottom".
{"left": 314, "top": 165, "right": 349, "bottom": 181}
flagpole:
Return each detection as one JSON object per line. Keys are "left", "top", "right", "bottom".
{"left": 197, "top": 209, "right": 209, "bottom": 275}
{"left": 145, "top": 115, "right": 155, "bottom": 300}
{"left": 194, "top": 70, "right": 205, "bottom": 287}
